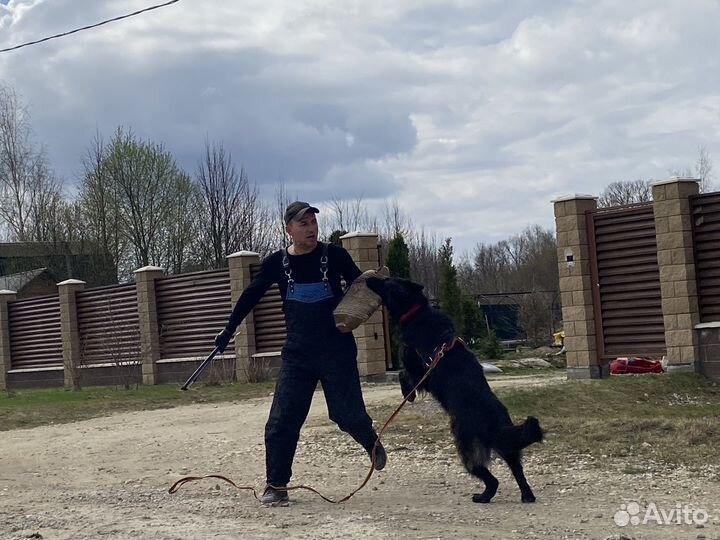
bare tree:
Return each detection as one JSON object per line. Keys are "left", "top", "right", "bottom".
{"left": 0, "top": 84, "right": 63, "bottom": 241}
{"left": 82, "top": 127, "right": 197, "bottom": 278}
{"left": 272, "top": 182, "right": 292, "bottom": 248}
{"left": 108, "top": 128, "right": 194, "bottom": 271}
{"left": 381, "top": 199, "right": 413, "bottom": 239}
{"left": 696, "top": 145, "right": 714, "bottom": 193}
{"left": 597, "top": 179, "right": 652, "bottom": 208}
{"left": 323, "top": 195, "right": 377, "bottom": 234}
{"left": 0, "top": 84, "right": 31, "bottom": 239}
{"left": 194, "top": 141, "right": 275, "bottom": 267}
{"left": 26, "top": 161, "right": 65, "bottom": 242}
{"left": 667, "top": 145, "right": 715, "bottom": 193}
{"left": 159, "top": 171, "right": 197, "bottom": 274}
{"left": 463, "top": 243, "right": 511, "bottom": 294}
{"left": 461, "top": 225, "right": 560, "bottom": 344}
{"left": 407, "top": 228, "right": 441, "bottom": 299}
{"left": 79, "top": 131, "right": 125, "bottom": 281}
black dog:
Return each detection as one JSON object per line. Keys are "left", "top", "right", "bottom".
{"left": 366, "top": 277, "right": 544, "bottom": 503}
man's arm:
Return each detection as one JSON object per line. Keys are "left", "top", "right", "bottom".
{"left": 215, "top": 253, "right": 278, "bottom": 351}
{"left": 334, "top": 244, "right": 362, "bottom": 286}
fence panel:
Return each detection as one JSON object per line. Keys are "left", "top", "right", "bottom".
{"left": 8, "top": 294, "right": 63, "bottom": 370}
{"left": 588, "top": 204, "right": 666, "bottom": 360}
{"left": 691, "top": 192, "right": 720, "bottom": 322}
{"left": 156, "top": 269, "right": 234, "bottom": 359}
{"left": 76, "top": 283, "right": 140, "bottom": 366}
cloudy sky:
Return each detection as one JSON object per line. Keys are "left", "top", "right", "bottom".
{"left": 1, "top": 0, "right": 719, "bottom": 254}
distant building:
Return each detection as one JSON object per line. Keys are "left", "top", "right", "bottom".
{"left": 0, "top": 268, "right": 58, "bottom": 298}
{"left": 475, "top": 293, "right": 523, "bottom": 341}
{"left": 0, "top": 242, "right": 116, "bottom": 296}
{"left": 475, "top": 290, "right": 562, "bottom": 345}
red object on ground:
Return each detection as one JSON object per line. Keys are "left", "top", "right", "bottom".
{"left": 610, "top": 356, "right": 664, "bottom": 375}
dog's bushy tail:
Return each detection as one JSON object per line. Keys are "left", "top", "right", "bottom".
{"left": 498, "top": 416, "right": 544, "bottom": 451}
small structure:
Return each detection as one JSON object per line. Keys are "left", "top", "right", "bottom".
{"left": 0, "top": 268, "right": 57, "bottom": 299}
{"left": 0, "top": 241, "right": 115, "bottom": 288}
{"left": 475, "top": 293, "right": 523, "bottom": 341}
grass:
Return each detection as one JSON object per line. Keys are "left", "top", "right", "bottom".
{"left": 499, "top": 373, "right": 720, "bottom": 465}
{"left": 369, "top": 372, "right": 720, "bottom": 474}
{"left": 0, "top": 381, "right": 275, "bottom": 431}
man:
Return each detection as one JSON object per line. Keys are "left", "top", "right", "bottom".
{"left": 215, "top": 201, "right": 387, "bottom": 506}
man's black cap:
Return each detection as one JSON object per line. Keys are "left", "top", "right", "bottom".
{"left": 284, "top": 201, "right": 319, "bottom": 225}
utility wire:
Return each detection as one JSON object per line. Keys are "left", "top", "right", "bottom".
{"left": 0, "top": 0, "right": 181, "bottom": 54}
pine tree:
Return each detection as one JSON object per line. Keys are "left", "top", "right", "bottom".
{"left": 385, "top": 233, "right": 411, "bottom": 368}
{"left": 462, "top": 295, "right": 486, "bottom": 344}
{"left": 438, "top": 238, "right": 465, "bottom": 336}
{"left": 328, "top": 229, "right": 348, "bottom": 247}
{"left": 386, "top": 233, "right": 410, "bottom": 278}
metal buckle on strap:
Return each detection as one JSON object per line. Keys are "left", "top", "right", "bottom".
{"left": 320, "top": 242, "right": 329, "bottom": 289}
{"left": 422, "top": 337, "right": 464, "bottom": 369}
{"left": 320, "top": 255, "right": 329, "bottom": 289}
{"left": 281, "top": 249, "right": 294, "bottom": 293}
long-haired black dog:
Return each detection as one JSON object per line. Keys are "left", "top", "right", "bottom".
{"left": 366, "top": 276, "right": 544, "bottom": 503}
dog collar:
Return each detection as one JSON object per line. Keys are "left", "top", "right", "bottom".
{"left": 399, "top": 304, "right": 423, "bottom": 325}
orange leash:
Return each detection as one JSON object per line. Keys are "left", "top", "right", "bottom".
{"left": 168, "top": 337, "right": 462, "bottom": 504}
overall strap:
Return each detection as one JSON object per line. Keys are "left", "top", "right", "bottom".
{"left": 280, "top": 247, "right": 294, "bottom": 292}
{"left": 281, "top": 244, "right": 330, "bottom": 292}
{"left": 320, "top": 242, "right": 329, "bottom": 289}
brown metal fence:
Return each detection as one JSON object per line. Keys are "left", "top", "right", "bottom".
{"left": 251, "top": 263, "right": 287, "bottom": 353}
{"left": 8, "top": 294, "right": 63, "bottom": 370}
{"left": 156, "top": 269, "right": 233, "bottom": 359}
{"left": 587, "top": 203, "right": 666, "bottom": 360}
{"left": 691, "top": 192, "right": 720, "bottom": 322}
{"left": 77, "top": 283, "right": 140, "bottom": 366}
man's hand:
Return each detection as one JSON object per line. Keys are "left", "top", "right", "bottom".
{"left": 214, "top": 328, "right": 233, "bottom": 353}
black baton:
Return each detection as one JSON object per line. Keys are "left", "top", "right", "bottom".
{"left": 181, "top": 346, "right": 221, "bottom": 391}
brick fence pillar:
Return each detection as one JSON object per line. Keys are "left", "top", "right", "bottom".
{"left": 227, "top": 251, "right": 260, "bottom": 383}
{"left": 0, "top": 289, "right": 17, "bottom": 391}
{"left": 340, "top": 232, "right": 387, "bottom": 379}
{"left": 134, "top": 266, "right": 165, "bottom": 385}
{"left": 552, "top": 194, "right": 607, "bottom": 379}
{"left": 58, "top": 279, "right": 86, "bottom": 389}
{"left": 651, "top": 176, "right": 701, "bottom": 373}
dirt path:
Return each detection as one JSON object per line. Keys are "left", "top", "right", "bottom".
{"left": 2, "top": 374, "right": 719, "bottom": 540}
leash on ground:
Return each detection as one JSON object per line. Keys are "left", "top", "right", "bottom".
{"left": 167, "top": 337, "right": 462, "bottom": 504}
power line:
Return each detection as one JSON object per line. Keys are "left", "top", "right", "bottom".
{"left": 0, "top": 0, "right": 181, "bottom": 54}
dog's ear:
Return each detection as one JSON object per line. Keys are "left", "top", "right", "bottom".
{"left": 408, "top": 281, "right": 424, "bottom": 293}
{"left": 366, "top": 276, "right": 385, "bottom": 294}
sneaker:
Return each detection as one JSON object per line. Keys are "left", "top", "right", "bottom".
{"left": 368, "top": 442, "right": 387, "bottom": 471}
{"left": 261, "top": 484, "right": 289, "bottom": 506}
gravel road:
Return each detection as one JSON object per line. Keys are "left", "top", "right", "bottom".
{"left": 2, "top": 374, "right": 719, "bottom": 540}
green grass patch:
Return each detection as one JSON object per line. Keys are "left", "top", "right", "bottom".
{"left": 0, "top": 381, "right": 275, "bottom": 431}
{"left": 370, "top": 372, "right": 720, "bottom": 472}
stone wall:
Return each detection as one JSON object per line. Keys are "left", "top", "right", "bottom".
{"left": 553, "top": 177, "right": 719, "bottom": 379}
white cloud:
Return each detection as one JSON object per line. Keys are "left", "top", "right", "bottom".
{"left": 1, "top": 0, "right": 719, "bottom": 255}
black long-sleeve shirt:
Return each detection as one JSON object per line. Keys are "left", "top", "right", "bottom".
{"left": 224, "top": 242, "right": 362, "bottom": 333}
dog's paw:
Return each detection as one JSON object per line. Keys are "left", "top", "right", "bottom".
{"left": 472, "top": 493, "right": 493, "bottom": 504}
{"left": 404, "top": 390, "right": 417, "bottom": 402}
{"left": 521, "top": 494, "right": 536, "bottom": 503}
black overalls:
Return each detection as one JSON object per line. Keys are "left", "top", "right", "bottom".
{"left": 262, "top": 244, "right": 378, "bottom": 486}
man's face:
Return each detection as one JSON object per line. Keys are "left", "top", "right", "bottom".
{"left": 286, "top": 212, "right": 319, "bottom": 251}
